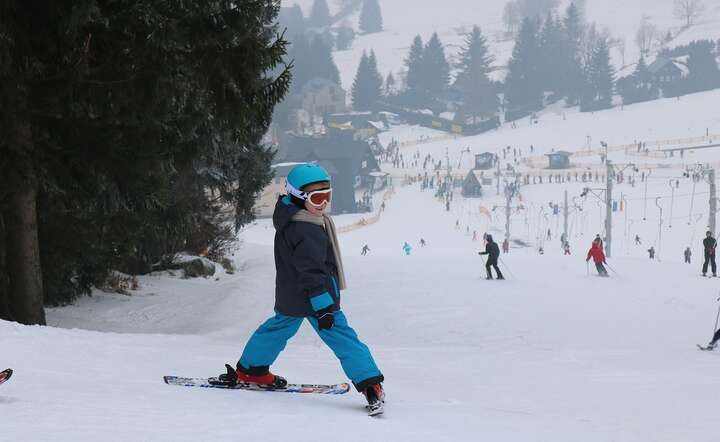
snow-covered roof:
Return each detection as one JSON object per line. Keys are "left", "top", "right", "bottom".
{"left": 366, "top": 121, "right": 386, "bottom": 131}
{"left": 546, "top": 151, "right": 573, "bottom": 157}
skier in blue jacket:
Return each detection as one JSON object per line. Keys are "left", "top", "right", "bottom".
{"left": 218, "top": 163, "right": 384, "bottom": 411}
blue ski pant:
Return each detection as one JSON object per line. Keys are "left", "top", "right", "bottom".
{"left": 238, "top": 311, "right": 382, "bottom": 388}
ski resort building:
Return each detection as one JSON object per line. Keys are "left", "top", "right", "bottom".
{"left": 545, "top": 151, "right": 573, "bottom": 169}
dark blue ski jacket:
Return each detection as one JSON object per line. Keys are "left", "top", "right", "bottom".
{"left": 273, "top": 196, "right": 341, "bottom": 317}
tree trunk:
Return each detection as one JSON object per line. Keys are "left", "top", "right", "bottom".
{"left": 4, "top": 120, "right": 46, "bottom": 325}
{"left": 0, "top": 214, "right": 12, "bottom": 321}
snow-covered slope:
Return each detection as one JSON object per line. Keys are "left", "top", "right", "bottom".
{"left": 4, "top": 176, "right": 720, "bottom": 440}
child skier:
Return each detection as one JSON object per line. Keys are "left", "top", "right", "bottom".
{"left": 586, "top": 238, "right": 609, "bottom": 277}
{"left": 403, "top": 242, "right": 412, "bottom": 255}
{"left": 217, "top": 163, "right": 385, "bottom": 413}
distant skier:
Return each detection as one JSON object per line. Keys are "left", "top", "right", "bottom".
{"left": 479, "top": 234, "right": 504, "bottom": 280}
{"left": 403, "top": 242, "right": 412, "bottom": 256}
{"left": 635, "top": 235, "right": 642, "bottom": 245}
{"left": 361, "top": 245, "right": 370, "bottom": 256}
{"left": 472, "top": 231, "right": 478, "bottom": 241}
{"left": 684, "top": 247, "right": 692, "bottom": 264}
{"left": 215, "top": 164, "right": 384, "bottom": 413}
{"left": 563, "top": 241, "right": 571, "bottom": 255}
{"left": 420, "top": 238, "right": 427, "bottom": 247}
{"left": 502, "top": 238, "right": 509, "bottom": 254}
{"left": 538, "top": 247, "right": 544, "bottom": 255}
{"left": 703, "top": 231, "right": 717, "bottom": 277}
{"left": 547, "top": 228, "right": 552, "bottom": 240}
{"left": 586, "top": 238, "right": 609, "bottom": 277}
{"left": 647, "top": 247, "right": 655, "bottom": 259}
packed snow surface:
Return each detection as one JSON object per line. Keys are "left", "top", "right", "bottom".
{"left": 5, "top": 145, "right": 720, "bottom": 440}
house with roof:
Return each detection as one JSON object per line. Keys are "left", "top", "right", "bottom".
{"left": 262, "top": 131, "right": 382, "bottom": 215}
{"left": 462, "top": 170, "right": 484, "bottom": 198}
{"left": 545, "top": 151, "right": 573, "bottom": 169}
{"left": 648, "top": 57, "right": 687, "bottom": 86}
{"left": 301, "top": 78, "right": 347, "bottom": 118}
{"left": 253, "top": 163, "right": 300, "bottom": 218}
{"left": 474, "top": 152, "right": 498, "bottom": 170}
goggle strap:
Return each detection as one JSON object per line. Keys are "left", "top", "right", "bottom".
{"left": 286, "top": 181, "right": 307, "bottom": 200}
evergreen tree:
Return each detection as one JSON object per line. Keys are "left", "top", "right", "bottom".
{"left": 288, "top": 34, "right": 313, "bottom": 90}
{"left": 359, "top": 0, "right": 383, "bottom": 34}
{"left": 560, "top": 2, "right": 585, "bottom": 104}
{"left": 454, "top": 26, "right": 499, "bottom": 122}
{"left": 335, "top": 26, "right": 356, "bottom": 50}
{"left": 633, "top": 56, "right": 658, "bottom": 101}
{"left": 422, "top": 33, "right": 450, "bottom": 101}
{"left": 618, "top": 56, "right": 658, "bottom": 104}
{"left": 539, "top": 13, "right": 565, "bottom": 98}
{"left": 352, "top": 50, "right": 383, "bottom": 110}
{"left": 309, "top": 0, "right": 331, "bottom": 28}
{"left": 0, "top": 1, "right": 290, "bottom": 323}
{"left": 404, "top": 35, "right": 425, "bottom": 105}
{"left": 279, "top": 4, "right": 306, "bottom": 39}
{"left": 504, "top": 18, "right": 544, "bottom": 119}
{"left": 583, "top": 37, "right": 615, "bottom": 110}
{"left": 309, "top": 35, "right": 341, "bottom": 85}
{"left": 685, "top": 40, "right": 720, "bottom": 93}
{"left": 385, "top": 72, "right": 396, "bottom": 96}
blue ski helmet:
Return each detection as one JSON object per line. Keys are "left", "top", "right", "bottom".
{"left": 286, "top": 163, "right": 331, "bottom": 197}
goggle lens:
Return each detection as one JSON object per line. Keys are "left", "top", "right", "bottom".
{"left": 308, "top": 188, "right": 332, "bottom": 206}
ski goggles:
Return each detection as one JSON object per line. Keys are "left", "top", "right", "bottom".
{"left": 306, "top": 188, "right": 332, "bottom": 207}
{"left": 286, "top": 181, "right": 332, "bottom": 207}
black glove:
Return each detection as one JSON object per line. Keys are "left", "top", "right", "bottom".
{"left": 316, "top": 308, "right": 335, "bottom": 330}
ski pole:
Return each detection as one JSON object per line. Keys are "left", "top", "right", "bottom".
{"left": 499, "top": 257, "right": 516, "bottom": 280}
{"left": 478, "top": 252, "right": 486, "bottom": 279}
{"left": 586, "top": 260, "right": 589, "bottom": 276}
{"left": 605, "top": 261, "right": 620, "bottom": 277}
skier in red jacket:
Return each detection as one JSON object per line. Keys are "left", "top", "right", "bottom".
{"left": 586, "top": 238, "right": 609, "bottom": 277}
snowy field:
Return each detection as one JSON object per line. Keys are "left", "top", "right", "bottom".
{"left": 4, "top": 180, "right": 720, "bottom": 441}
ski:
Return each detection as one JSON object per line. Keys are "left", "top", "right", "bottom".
{"left": 0, "top": 368, "right": 12, "bottom": 386}
{"left": 697, "top": 344, "right": 716, "bottom": 351}
{"left": 163, "top": 375, "right": 350, "bottom": 394}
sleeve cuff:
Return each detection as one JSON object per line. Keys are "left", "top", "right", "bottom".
{"left": 310, "top": 292, "right": 334, "bottom": 311}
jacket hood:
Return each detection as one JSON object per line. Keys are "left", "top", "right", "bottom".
{"left": 273, "top": 195, "right": 301, "bottom": 231}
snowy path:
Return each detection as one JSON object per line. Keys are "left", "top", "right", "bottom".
{"left": 4, "top": 185, "right": 720, "bottom": 441}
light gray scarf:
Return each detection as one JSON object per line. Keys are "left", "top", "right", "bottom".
{"left": 291, "top": 210, "right": 347, "bottom": 290}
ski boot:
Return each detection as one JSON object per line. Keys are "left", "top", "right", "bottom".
{"left": 363, "top": 383, "right": 385, "bottom": 416}
{"left": 213, "top": 364, "right": 287, "bottom": 388}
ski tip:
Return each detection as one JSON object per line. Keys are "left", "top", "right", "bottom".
{"left": 163, "top": 376, "right": 174, "bottom": 384}
{"left": 2, "top": 368, "right": 12, "bottom": 379}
